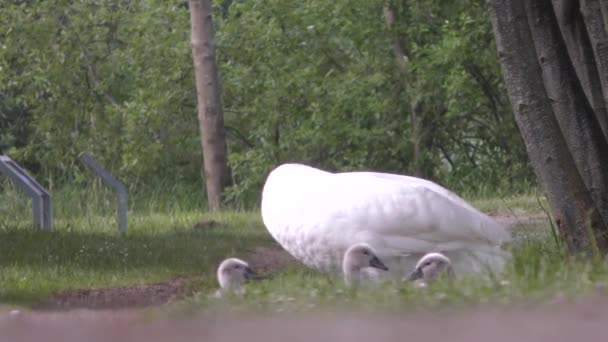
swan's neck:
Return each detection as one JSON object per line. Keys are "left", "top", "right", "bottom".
{"left": 343, "top": 264, "right": 363, "bottom": 286}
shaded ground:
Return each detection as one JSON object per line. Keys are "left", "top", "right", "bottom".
{"left": 2, "top": 294, "right": 608, "bottom": 342}
{"left": 34, "top": 278, "right": 191, "bottom": 311}
{"left": 36, "top": 245, "right": 298, "bottom": 311}
{"left": 31, "top": 213, "right": 536, "bottom": 311}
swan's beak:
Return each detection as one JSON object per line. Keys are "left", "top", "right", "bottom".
{"left": 369, "top": 255, "right": 389, "bottom": 271}
{"left": 406, "top": 267, "right": 423, "bottom": 281}
{"left": 244, "top": 267, "right": 262, "bottom": 281}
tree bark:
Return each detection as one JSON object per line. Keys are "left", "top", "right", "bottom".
{"left": 488, "top": 0, "right": 608, "bottom": 253}
{"left": 552, "top": 0, "right": 608, "bottom": 140}
{"left": 189, "top": 0, "right": 231, "bottom": 211}
{"left": 578, "top": 0, "right": 608, "bottom": 139}
{"left": 526, "top": 0, "right": 608, "bottom": 229}
{"left": 600, "top": 1, "right": 608, "bottom": 33}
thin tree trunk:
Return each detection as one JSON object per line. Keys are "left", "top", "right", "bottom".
{"left": 383, "top": 3, "right": 427, "bottom": 177}
{"left": 488, "top": 0, "right": 608, "bottom": 253}
{"left": 189, "top": 0, "right": 231, "bottom": 211}
{"left": 526, "top": 0, "right": 608, "bottom": 229}
{"left": 383, "top": 3, "right": 409, "bottom": 73}
{"left": 552, "top": 0, "right": 608, "bottom": 140}
{"left": 410, "top": 101, "right": 424, "bottom": 177}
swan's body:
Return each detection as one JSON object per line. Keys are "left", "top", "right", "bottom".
{"left": 214, "top": 258, "right": 259, "bottom": 297}
{"left": 407, "top": 252, "right": 454, "bottom": 286}
{"left": 342, "top": 243, "right": 389, "bottom": 286}
{"left": 261, "top": 163, "right": 511, "bottom": 278}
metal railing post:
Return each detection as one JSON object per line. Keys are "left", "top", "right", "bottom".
{"left": 79, "top": 152, "right": 128, "bottom": 233}
{"left": 0, "top": 155, "right": 52, "bottom": 230}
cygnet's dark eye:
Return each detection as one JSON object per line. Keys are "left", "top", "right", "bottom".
{"left": 362, "top": 250, "right": 370, "bottom": 256}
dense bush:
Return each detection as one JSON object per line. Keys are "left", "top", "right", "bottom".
{"left": 0, "top": 0, "right": 534, "bottom": 208}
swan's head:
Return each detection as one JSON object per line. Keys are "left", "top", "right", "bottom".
{"left": 406, "top": 252, "right": 453, "bottom": 283}
{"left": 343, "top": 243, "right": 389, "bottom": 286}
{"left": 217, "top": 258, "right": 259, "bottom": 289}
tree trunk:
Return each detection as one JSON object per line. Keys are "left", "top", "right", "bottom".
{"left": 579, "top": 0, "right": 608, "bottom": 139}
{"left": 601, "top": 1, "right": 608, "bottom": 33}
{"left": 382, "top": 3, "right": 428, "bottom": 177}
{"left": 382, "top": 3, "right": 409, "bottom": 73}
{"left": 488, "top": 0, "right": 608, "bottom": 253}
{"left": 552, "top": 0, "right": 608, "bottom": 140}
{"left": 189, "top": 0, "right": 231, "bottom": 211}
{"left": 526, "top": 0, "right": 608, "bottom": 228}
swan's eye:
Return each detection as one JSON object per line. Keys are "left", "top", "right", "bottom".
{"left": 362, "top": 250, "right": 369, "bottom": 256}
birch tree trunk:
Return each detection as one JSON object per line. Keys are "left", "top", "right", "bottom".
{"left": 189, "top": 0, "right": 231, "bottom": 211}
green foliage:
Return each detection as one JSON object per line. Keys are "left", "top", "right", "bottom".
{"left": 0, "top": 0, "right": 199, "bottom": 186}
{"left": 0, "top": 0, "right": 534, "bottom": 208}
{"left": 216, "top": 0, "right": 533, "bottom": 207}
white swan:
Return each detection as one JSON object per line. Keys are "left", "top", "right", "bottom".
{"left": 406, "top": 252, "right": 454, "bottom": 286}
{"left": 261, "top": 163, "right": 511, "bottom": 278}
{"left": 214, "top": 258, "right": 259, "bottom": 297}
{"left": 342, "top": 243, "right": 389, "bottom": 286}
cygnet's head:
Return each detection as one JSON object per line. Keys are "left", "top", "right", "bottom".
{"left": 343, "top": 243, "right": 389, "bottom": 286}
{"left": 217, "top": 258, "right": 259, "bottom": 290}
{"left": 406, "top": 252, "right": 453, "bottom": 284}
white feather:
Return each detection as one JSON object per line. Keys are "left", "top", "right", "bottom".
{"left": 261, "top": 163, "right": 511, "bottom": 277}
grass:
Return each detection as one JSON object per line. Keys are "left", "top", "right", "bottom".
{"left": 468, "top": 192, "right": 549, "bottom": 216}
{"left": 0, "top": 181, "right": 273, "bottom": 306}
{"left": 2, "top": 181, "right": 608, "bottom": 314}
{"left": 175, "top": 221, "right": 608, "bottom": 316}
{"left": 0, "top": 211, "right": 273, "bottom": 306}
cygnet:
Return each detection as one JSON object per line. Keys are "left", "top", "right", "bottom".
{"left": 342, "top": 243, "right": 389, "bottom": 286}
{"left": 406, "top": 252, "right": 454, "bottom": 287}
{"left": 214, "top": 258, "right": 260, "bottom": 297}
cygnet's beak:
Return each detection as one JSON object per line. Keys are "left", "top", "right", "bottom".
{"left": 244, "top": 267, "right": 262, "bottom": 281}
{"left": 369, "top": 255, "right": 389, "bottom": 271}
{"left": 406, "top": 267, "right": 423, "bottom": 281}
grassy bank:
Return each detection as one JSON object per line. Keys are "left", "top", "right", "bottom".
{"left": 3, "top": 183, "right": 607, "bottom": 313}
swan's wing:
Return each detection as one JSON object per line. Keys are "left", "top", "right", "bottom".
{"left": 331, "top": 173, "right": 510, "bottom": 244}
{"left": 353, "top": 171, "right": 489, "bottom": 217}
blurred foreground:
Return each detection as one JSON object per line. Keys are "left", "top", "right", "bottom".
{"left": 1, "top": 295, "right": 606, "bottom": 342}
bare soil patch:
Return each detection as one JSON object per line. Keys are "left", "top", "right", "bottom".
{"left": 247, "top": 245, "right": 299, "bottom": 273}
{"left": 34, "top": 244, "right": 298, "bottom": 311}
{"left": 490, "top": 211, "right": 547, "bottom": 228}
{"left": 35, "top": 278, "right": 191, "bottom": 311}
